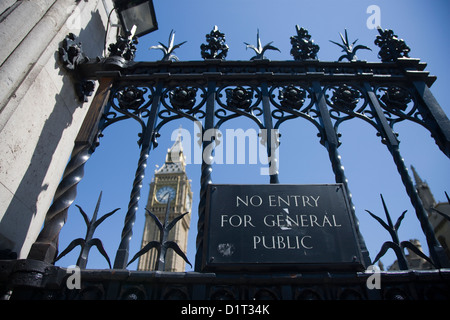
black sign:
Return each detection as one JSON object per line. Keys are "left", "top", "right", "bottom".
{"left": 202, "top": 184, "right": 364, "bottom": 272}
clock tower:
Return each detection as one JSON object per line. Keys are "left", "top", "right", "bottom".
{"left": 137, "top": 133, "right": 193, "bottom": 271}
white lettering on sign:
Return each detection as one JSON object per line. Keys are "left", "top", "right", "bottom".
{"left": 237, "top": 195, "right": 320, "bottom": 207}
{"left": 253, "top": 235, "right": 313, "bottom": 250}
{"left": 214, "top": 193, "right": 347, "bottom": 253}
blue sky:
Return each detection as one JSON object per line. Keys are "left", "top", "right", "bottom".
{"left": 56, "top": 0, "right": 450, "bottom": 271}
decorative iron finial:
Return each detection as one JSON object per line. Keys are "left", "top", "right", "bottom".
{"left": 329, "top": 29, "right": 371, "bottom": 61}
{"left": 150, "top": 30, "right": 187, "bottom": 61}
{"left": 374, "top": 27, "right": 410, "bottom": 62}
{"left": 127, "top": 193, "right": 191, "bottom": 270}
{"left": 201, "top": 25, "right": 229, "bottom": 60}
{"left": 290, "top": 25, "right": 319, "bottom": 60}
{"left": 58, "top": 33, "right": 95, "bottom": 102}
{"left": 54, "top": 192, "right": 120, "bottom": 269}
{"left": 244, "top": 29, "right": 280, "bottom": 60}
{"left": 365, "top": 194, "right": 435, "bottom": 269}
{"left": 108, "top": 35, "right": 139, "bottom": 62}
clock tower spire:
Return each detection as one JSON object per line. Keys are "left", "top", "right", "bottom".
{"left": 137, "top": 131, "right": 193, "bottom": 271}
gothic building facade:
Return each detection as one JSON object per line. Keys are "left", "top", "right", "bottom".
{"left": 389, "top": 167, "right": 450, "bottom": 270}
{"left": 412, "top": 166, "right": 450, "bottom": 260}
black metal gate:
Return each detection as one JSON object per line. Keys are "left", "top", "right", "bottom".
{"left": 1, "top": 27, "right": 449, "bottom": 300}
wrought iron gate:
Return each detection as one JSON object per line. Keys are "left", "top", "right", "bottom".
{"left": 1, "top": 26, "right": 449, "bottom": 300}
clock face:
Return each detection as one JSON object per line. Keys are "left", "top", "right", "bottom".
{"left": 156, "top": 186, "right": 176, "bottom": 203}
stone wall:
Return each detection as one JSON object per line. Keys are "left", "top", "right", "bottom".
{"left": 0, "top": 0, "right": 118, "bottom": 258}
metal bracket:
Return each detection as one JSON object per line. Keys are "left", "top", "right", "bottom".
{"left": 58, "top": 33, "right": 96, "bottom": 102}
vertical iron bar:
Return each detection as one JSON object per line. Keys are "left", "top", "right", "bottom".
{"left": 77, "top": 192, "right": 103, "bottom": 269}
{"left": 156, "top": 195, "right": 171, "bottom": 271}
{"left": 113, "top": 83, "right": 163, "bottom": 269}
{"left": 28, "top": 78, "right": 114, "bottom": 263}
{"left": 412, "top": 80, "right": 450, "bottom": 158}
{"left": 364, "top": 82, "right": 449, "bottom": 268}
{"left": 363, "top": 83, "right": 399, "bottom": 147}
{"left": 261, "top": 82, "right": 279, "bottom": 184}
{"left": 312, "top": 81, "right": 371, "bottom": 267}
{"left": 195, "top": 79, "right": 215, "bottom": 271}
{"left": 380, "top": 194, "right": 409, "bottom": 270}
{"left": 390, "top": 144, "right": 448, "bottom": 268}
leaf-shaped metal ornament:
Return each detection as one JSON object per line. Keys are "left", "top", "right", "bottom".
{"left": 76, "top": 204, "right": 90, "bottom": 227}
{"left": 54, "top": 192, "right": 119, "bottom": 269}
{"left": 400, "top": 241, "right": 436, "bottom": 268}
{"left": 167, "top": 212, "right": 189, "bottom": 231}
{"left": 55, "top": 238, "right": 85, "bottom": 262}
{"left": 330, "top": 29, "right": 371, "bottom": 61}
{"left": 87, "top": 238, "right": 112, "bottom": 269}
{"left": 145, "top": 208, "right": 163, "bottom": 233}
{"left": 165, "top": 241, "right": 192, "bottom": 268}
{"left": 372, "top": 241, "right": 406, "bottom": 269}
{"left": 244, "top": 29, "right": 280, "bottom": 60}
{"left": 127, "top": 193, "right": 191, "bottom": 270}
{"left": 365, "top": 208, "right": 390, "bottom": 231}
{"left": 150, "top": 30, "right": 187, "bottom": 61}
{"left": 365, "top": 194, "right": 408, "bottom": 269}
{"left": 367, "top": 194, "right": 437, "bottom": 269}
{"left": 394, "top": 210, "right": 407, "bottom": 231}
{"left": 127, "top": 241, "right": 161, "bottom": 267}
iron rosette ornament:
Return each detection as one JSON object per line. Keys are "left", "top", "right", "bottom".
{"left": 379, "top": 86, "right": 411, "bottom": 112}
{"left": 106, "top": 86, "right": 154, "bottom": 145}
{"left": 269, "top": 84, "right": 315, "bottom": 113}
{"left": 269, "top": 84, "right": 323, "bottom": 143}
{"left": 158, "top": 85, "right": 207, "bottom": 129}
{"left": 116, "top": 86, "right": 147, "bottom": 111}
{"left": 329, "top": 84, "right": 361, "bottom": 112}
{"left": 375, "top": 85, "right": 424, "bottom": 128}
{"left": 277, "top": 85, "right": 307, "bottom": 110}
{"left": 169, "top": 86, "right": 198, "bottom": 110}
{"left": 325, "top": 84, "right": 378, "bottom": 134}
{"left": 215, "top": 86, "right": 263, "bottom": 129}
{"left": 225, "top": 86, "right": 255, "bottom": 111}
